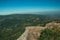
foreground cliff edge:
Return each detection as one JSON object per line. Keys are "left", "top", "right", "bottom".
{"left": 17, "top": 22, "right": 60, "bottom": 40}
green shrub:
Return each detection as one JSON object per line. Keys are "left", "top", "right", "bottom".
{"left": 38, "top": 27, "right": 60, "bottom": 40}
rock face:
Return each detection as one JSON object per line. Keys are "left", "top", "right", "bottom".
{"left": 17, "top": 29, "right": 28, "bottom": 40}
{"left": 17, "top": 22, "right": 60, "bottom": 40}
{"left": 17, "top": 26, "right": 46, "bottom": 40}
{"left": 26, "top": 26, "right": 46, "bottom": 40}
{"left": 45, "top": 22, "right": 60, "bottom": 29}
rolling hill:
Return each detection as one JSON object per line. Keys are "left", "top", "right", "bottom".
{"left": 0, "top": 12, "right": 60, "bottom": 40}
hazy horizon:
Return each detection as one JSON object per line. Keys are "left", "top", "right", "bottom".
{"left": 0, "top": 0, "right": 60, "bottom": 15}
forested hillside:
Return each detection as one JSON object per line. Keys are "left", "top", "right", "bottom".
{"left": 0, "top": 14, "right": 60, "bottom": 40}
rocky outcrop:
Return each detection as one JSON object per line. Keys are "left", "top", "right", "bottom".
{"left": 26, "top": 26, "right": 46, "bottom": 40}
{"left": 45, "top": 22, "right": 60, "bottom": 29}
{"left": 17, "top": 26, "right": 46, "bottom": 40}
{"left": 17, "top": 29, "right": 29, "bottom": 40}
{"left": 17, "top": 22, "right": 60, "bottom": 40}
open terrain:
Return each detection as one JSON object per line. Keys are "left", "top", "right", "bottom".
{"left": 0, "top": 12, "right": 60, "bottom": 40}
